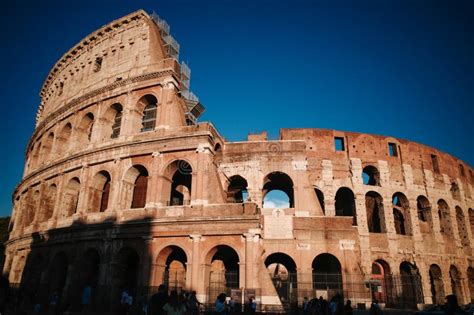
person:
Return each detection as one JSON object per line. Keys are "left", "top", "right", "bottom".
{"left": 369, "top": 299, "right": 383, "bottom": 315}
{"left": 443, "top": 295, "right": 465, "bottom": 315}
{"left": 343, "top": 300, "right": 353, "bottom": 315}
{"left": 329, "top": 297, "right": 337, "bottom": 315}
{"left": 303, "top": 297, "right": 310, "bottom": 314}
{"left": 120, "top": 288, "right": 133, "bottom": 315}
{"left": 82, "top": 284, "right": 91, "bottom": 313}
{"left": 162, "top": 290, "right": 186, "bottom": 315}
{"left": 149, "top": 284, "right": 169, "bottom": 315}
{"left": 49, "top": 291, "right": 59, "bottom": 315}
{"left": 215, "top": 293, "right": 227, "bottom": 314}
{"left": 187, "top": 291, "right": 201, "bottom": 315}
{"left": 249, "top": 297, "right": 257, "bottom": 314}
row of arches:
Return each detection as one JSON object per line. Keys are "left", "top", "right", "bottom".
{"left": 28, "top": 94, "right": 159, "bottom": 171}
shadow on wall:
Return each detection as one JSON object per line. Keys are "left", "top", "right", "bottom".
{"left": 9, "top": 216, "right": 155, "bottom": 314}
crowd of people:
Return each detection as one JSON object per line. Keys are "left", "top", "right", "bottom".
{"left": 301, "top": 294, "right": 354, "bottom": 315}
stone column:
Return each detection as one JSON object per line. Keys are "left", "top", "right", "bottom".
{"left": 189, "top": 235, "right": 202, "bottom": 292}
{"left": 244, "top": 232, "right": 260, "bottom": 289}
{"left": 76, "top": 165, "right": 91, "bottom": 215}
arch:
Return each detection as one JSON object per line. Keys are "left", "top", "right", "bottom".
{"left": 56, "top": 122, "right": 72, "bottom": 156}
{"left": 362, "top": 165, "right": 381, "bottom": 186}
{"left": 71, "top": 248, "right": 101, "bottom": 305}
{"left": 429, "top": 264, "right": 444, "bottom": 304}
{"left": 467, "top": 267, "right": 474, "bottom": 303}
{"left": 371, "top": 259, "right": 392, "bottom": 303}
{"left": 21, "top": 253, "right": 44, "bottom": 298}
{"left": 449, "top": 265, "right": 463, "bottom": 302}
{"left": 226, "top": 175, "right": 248, "bottom": 203}
{"left": 335, "top": 187, "right": 356, "bottom": 225}
{"left": 315, "top": 188, "right": 325, "bottom": 214}
{"left": 41, "top": 132, "right": 55, "bottom": 161}
{"left": 437, "top": 199, "right": 453, "bottom": 236}
{"left": 123, "top": 165, "right": 149, "bottom": 209}
{"left": 24, "top": 189, "right": 39, "bottom": 227}
{"left": 392, "top": 192, "right": 411, "bottom": 236}
{"left": 139, "top": 94, "right": 158, "bottom": 132}
{"left": 106, "top": 103, "right": 123, "bottom": 139}
{"left": 30, "top": 140, "right": 42, "bottom": 169}
{"left": 312, "top": 253, "right": 343, "bottom": 294}
{"left": 265, "top": 252, "right": 298, "bottom": 307}
{"left": 214, "top": 143, "right": 222, "bottom": 153}
{"left": 48, "top": 252, "right": 69, "bottom": 297}
{"left": 206, "top": 245, "right": 240, "bottom": 300}
{"left": 450, "top": 182, "right": 461, "bottom": 201}
{"left": 469, "top": 208, "right": 474, "bottom": 236}
{"left": 63, "top": 177, "right": 81, "bottom": 216}
{"left": 416, "top": 196, "right": 432, "bottom": 230}
{"left": 455, "top": 206, "right": 470, "bottom": 247}
{"left": 156, "top": 246, "right": 188, "bottom": 291}
{"left": 42, "top": 183, "right": 57, "bottom": 221}
{"left": 365, "top": 191, "right": 385, "bottom": 233}
{"left": 89, "top": 171, "right": 111, "bottom": 212}
{"left": 77, "top": 112, "right": 95, "bottom": 145}
{"left": 113, "top": 247, "right": 139, "bottom": 296}
{"left": 262, "top": 172, "right": 294, "bottom": 208}
{"left": 165, "top": 160, "right": 192, "bottom": 206}
{"left": 399, "top": 261, "right": 423, "bottom": 308}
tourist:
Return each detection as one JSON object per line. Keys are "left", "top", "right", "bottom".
{"left": 81, "top": 283, "right": 91, "bottom": 313}
{"left": 443, "top": 295, "right": 464, "bottom": 315}
{"left": 215, "top": 293, "right": 227, "bottom": 314}
{"left": 149, "top": 284, "right": 169, "bottom": 315}
{"left": 187, "top": 291, "right": 201, "bottom": 315}
{"left": 120, "top": 288, "right": 133, "bottom": 315}
{"left": 343, "top": 300, "right": 353, "bottom": 315}
{"left": 369, "top": 299, "right": 382, "bottom": 315}
{"left": 162, "top": 290, "right": 186, "bottom": 315}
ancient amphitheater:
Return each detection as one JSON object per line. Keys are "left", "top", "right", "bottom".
{"left": 3, "top": 9, "right": 473, "bottom": 312}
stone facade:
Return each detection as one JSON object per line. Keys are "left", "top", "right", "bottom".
{"left": 4, "top": 10, "right": 474, "bottom": 311}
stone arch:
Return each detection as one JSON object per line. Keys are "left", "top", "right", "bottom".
{"left": 392, "top": 192, "right": 412, "bottom": 236}
{"left": 48, "top": 251, "right": 69, "bottom": 297}
{"left": 399, "top": 261, "right": 423, "bottom": 308}
{"left": 467, "top": 267, "right": 474, "bottom": 303}
{"left": 164, "top": 160, "right": 193, "bottom": 206}
{"left": 335, "top": 187, "right": 356, "bottom": 225}
{"left": 113, "top": 247, "right": 140, "bottom": 297}
{"left": 205, "top": 245, "right": 240, "bottom": 299}
{"left": 122, "top": 165, "right": 149, "bottom": 209}
{"left": 469, "top": 208, "right": 474, "bottom": 236}
{"left": 62, "top": 177, "right": 81, "bottom": 217}
{"left": 449, "top": 265, "right": 463, "bottom": 302}
{"left": 21, "top": 253, "right": 44, "bottom": 299}
{"left": 362, "top": 165, "right": 381, "bottom": 186}
{"left": 365, "top": 191, "right": 385, "bottom": 233}
{"left": 312, "top": 253, "right": 343, "bottom": 295}
{"left": 450, "top": 182, "right": 461, "bottom": 201}
{"left": 71, "top": 248, "right": 101, "bottom": 306}
{"left": 139, "top": 94, "right": 158, "bottom": 132}
{"left": 155, "top": 245, "right": 188, "bottom": 291}
{"left": 41, "top": 132, "right": 55, "bottom": 162}
{"left": 42, "top": 183, "right": 57, "bottom": 221}
{"left": 429, "top": 264, "right": 445, "bottom": 304}
{"left": 226, "top": 175, "right": 248, "bottom": 203}
{"left": 56, "top": 122, "right": 72, "bottom": 156}
{"left": 265, "top": 252, "right": 298, "bottom": 307}
{"left": 263, "top": 172, "right": 294, "bottom": 208}
{"left": 24, "top": 189, "right": 39, "bottom": 227}
{"left": 455, "top": 206, "right": 470, "bottom": 247}
{"left": 214, "top": 143, "right": 222, "bottom": 153}
{"left": 77, "top": 112, "right": 95, "bottom": 146}
{"left": 417, "top": 195, "right": 433, "bottom": 232}
{"left": 437, "top": 199, "right": 453, "bottom": 236}
{"left": 88, "top": 171, "right": 111, "bottom": 212}
{"left": 315, "top": 187, "right": 325, "bottom": 214}
{"left": 102, "top": 103, "right": 123, "bottom": 139}
{"left": 30, "top": 140, "right": 42, "bottom": 169}
{"left": 371, "top": 259, "right": 392, "bottom": 303}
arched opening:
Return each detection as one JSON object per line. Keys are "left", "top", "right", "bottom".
{"left": 263, "top": 172, "right": 294, "bottom": 208}
{"left": 429, "top": 264, "right": 444, "bottom": 304}
{"left": 207, "top": 245, "right": 240, "bottom": 301}
{"left": 42, "top": 184, "right": 57, "bottom": 221}
{"left": 166, "top": 160, "right": 192, "bottom": 206}
{"left": 113, "top": 247, "right": 139, "bottom": 299}
{"left": 392, "top": 193, "right": 411, "bottom": 236}
{"left": 449, "top": 265, "right": 463, "bottom": 302}
{"left": 72, "top": 248, "right": 100, "bottom": 308}
{"left": 140, "top": 95, "right": 158, "bottom": 132}
{"left": 370, "top": 260, "right": 392, "bottom": 304}
{"left": 455, "top": 207, "right": 470, "bottom": 247}
{"left": 29, "top": 141, "right": 41, "bottom": 169}
{"left": 467, "top": 267, "right": 474, "bottom": 303}
{"left": 399, "top": 262, "right": 423, "bottom": 308}
{"left": 417, "top": 196, "right": 433, "bottom": 232}
{"left": 41, "top": 132, "right": 54, "bottom": 161}
{"left": 312, "top": 253, "right": 343, "bottom": 297}
{"left": 469, "top": 208, "right": 474, "bottom": 237}
{"left": 265, "top": 253, "right": 297, "bottom": 308}
{"left": 437, "top": 199, "right": 453, "bottom": 236}
{"left": 362, "top": 165, "right": 381, "bottom": 186}
{"left": 24, "top": 190, "right": 39, "bottom": 227}
{"left": 21, "top": 253, "right": 44, "bottom": 301}
{"left": 315, "top": 188, "right": 325, "bottom": 214}
{"left": 365, "top": 191, "right": 385, "bottom": 233}
{"left": 226, "top": 175, "right": 248, "bottom": 203}
{"left": 63, "top": 177, "right": 81, "bottom": 217}
{"left": 109, "top": 103, "right": 123, "bottom": 138}
{"left": 156, "top": 246, "right": 187, "bottom": 291}
{"left": 123, "top": 165, "right": 149, "bottom": 209}
{"left": 214, "top": 143, "right": 222, "bottom": 154}
{"left": 450, "top": 182, "right": 461, "bottom": 201}
{"left": 77, "top": 112, "right": 95, "bottom": 145}
{"left": 56, "top": 123, "right": 72, "bottom": 156}
{"left": 48, "top": 252, "right": 69, "bottom": 298}
{"left": 335, "top": 187, "right": 356, "bottom": 225}
{"left": 89, "top": 171, "right": 111, "bottom": 212}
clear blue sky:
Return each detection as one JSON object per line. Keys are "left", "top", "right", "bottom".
{"left": 0, "top": 0, "right": 472, "bottom": 217}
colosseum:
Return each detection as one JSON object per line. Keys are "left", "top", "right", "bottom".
{"left": 3, "top": 9, "right": 474, "bottom": 312}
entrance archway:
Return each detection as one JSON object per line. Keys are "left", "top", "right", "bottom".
{"left": 206, "top": 245, "right": 240, "bottom": 301}
{"left": 265, "top": 252, "right": 298, "bottom": 308}
{"left": 155, "top": 246, "right": 187, "bottom": 291}
{"left": 312, "top": 254, "right": 343, "bottom": 299}
{"left": 429, "top": 264, "right": 444, "bottom": 304}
